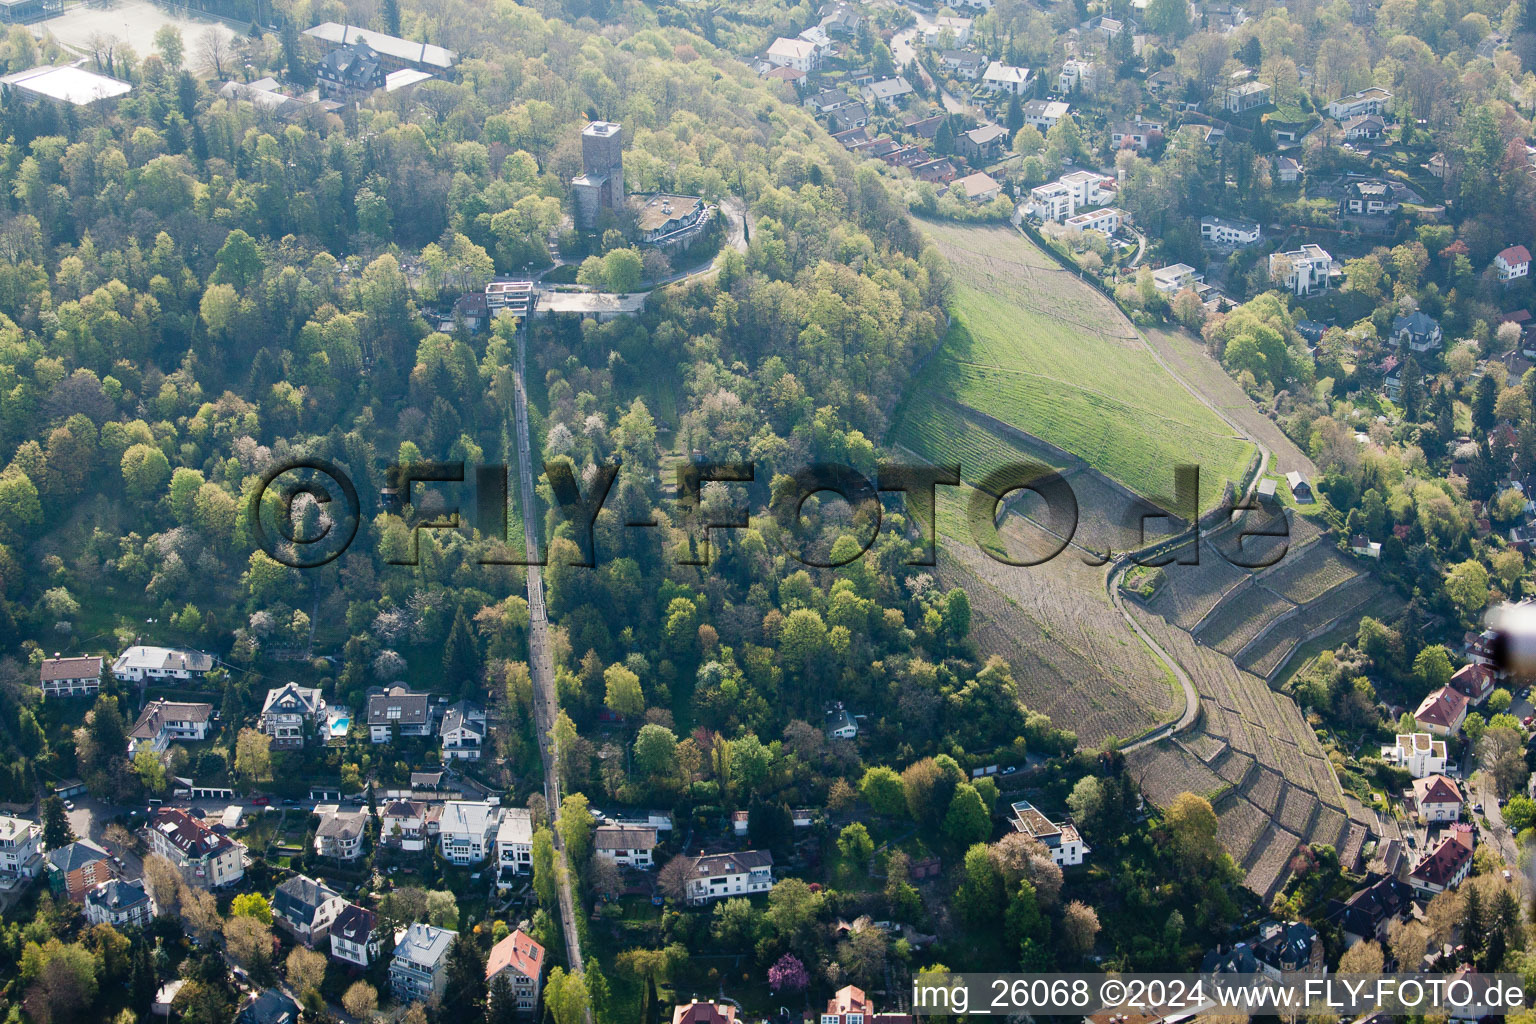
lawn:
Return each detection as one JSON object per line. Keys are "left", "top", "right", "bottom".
{"left": 897, "top": 221, "right": 1255, "bottom": 515}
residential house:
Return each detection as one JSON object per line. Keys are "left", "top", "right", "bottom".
{"left": 819, "top": 4, "right": 862, "bottom": 38}
{"left": 594, "top": 825, "right": 659, "bottom": 868}
{"left": 1380, "top": 733, "right": 1448, "bottom": 778}
{"left": 1223, "top": 80, "right": 1270, "bottom": 112}
{"left": 486, "top": 929, "right": 546, "bottom": 1016}
{"left": 329, "top": 903, "right": 381, "bottom": 967}
{"left": 1331, "top": 873, "right": 1413, "bottom": 946}
{"left": 1065, "top": 207, "right": 1124, "bottom": 235}
{"left": 1200, "top": 215, "right": 1261, "bottom": 247}
{"left": 912, "top": 158, "right": 958, "bottom": 184}
{"left": 1413, "top": 686, "right": 1469, "bottom": 737}
{"left": 1393, "top": 311, "right": 1443, "bottom": 353}
{"left": 826, "top": 708, "right": 858, "bottom": 739}
{"left": 859, "top": 76, "right": 913, "bottom": 110}
{"left": 1269, "top": 244, "right": 1338, "bottom": 296}
{"left": 40, "top": 656, "right": 102, "bottom": 698}
{"left": 146, "top": 808, "right": 244, "bottom": 888}
{"left": 497, "top": 807, "right": 535, "bottom": 883}
{"left": 981, "top": 62, "right": 1031, "bottom": 95}
{"left": 923, "top": 15, "right": 973, "bottom": 45}
{"left": 1026, "top": 169, "right": 1114, "bottom": 221}
{"left": 1496, "top": 245, "right": 1531, "bottom": 283}
{"left": 1057, "top": 59, "right": 1101, "bottom": 94}
{"left": 1276, "top": 155, "right": 1301, "bottom": 184}
{"left": 128, "top": 701, "right": 214, "bottom": 754}
{"left": 938, "top": 49, "right": 985, "bottom": 79}
{"left": 274, "top": 874, "right": 346, "bottom": 947}
{"left": 1342, "top": 114, "right": 1385, "bottom": 140}
{"left": 440, "top": 801, "right": 501, "bottom": 865}
{"left": 958, "top": 122, "right": 1008, "bottom": 163}
{"left": 1286, "top": 470, "right": 1314, "bottom": 502}
{"left": 1023, "top": 99, "right": 1070, "bottom": 131}
{"left": 806, "top": 88, "right": 854, "bottom": 114}
{"left": 824, "top": 986, "right": 874, "bottom": 1023}
{"left": 903, "top": 114, "right": 944, "bottom": 139}
{"left": 797, "top": 25, "right": 834, "bottom": 59}
{"left": 390, "top": 923, "right": 458, "bottom": 1003}
{"left": 1009, "top": 799, "right": 1090, "bottom": 866}
{"left": 46, "top": 840, "right": 116, "bottom": 901}
{"left": 829, "top": 103, "right": 870, "bottom": 131}
{"left": 950, "top": 172, "right": 1002, "bottom": 202}
{"left": 732, "top": 810, "right": 749, "bottom": 836}
{"left": 239, "top": 989, "right": 299, "bottom": 1024}
{"left": 1340, "top": 178, "right": 1399, "bottom": 217}
{"left": 315, "top": 41, "right": 385, "bottom": 99}
{"left": 1409, "top": 824, "right": 1474, "bottom": 895}
{"left": 111, "top": 646, "right": 212, "bottom": 683}
{"left": 1152, "top": 263, "right": 1203, "bottom": 295}
{"left": 763, "top": 65, "right": 806, "bottom": 87}
{"left": 1410, "top": 774, "right": 1464, "bottom": 823}
{"left": 367, "top": 685, "right": 435, "bottom": 743}
{"left": 1111, "top": 120, "right": 1163, "bottom": 150}
{"left": 1145, "top": 68, "right": 1178, "bottom": 97}
{"left": 1252, "top": 921, "right": 1324, "bottom": 977}
{"left": 681, "top": 850, "right": 775, "bottom": 904}
{"left": 1450, "top": 663, "right": 1495, "bottom": 706}
{"left": 0, "top": 815, "right": 42, "bottom": 888}
{"left": 1327, "top": 87, "right": 1392, "bottom": 120}
{"left": 85, "top": 878, "right": 155, "bottom": 929}
{"left": 766, "top": 37, "right": 818, "bottom": 72}
{"left": 674, "top": 1004, "right": 738, "bottom": 1024}
{"left": 380, "top": 800, "right": 441, "bottom": 851}
{"left": 260, "top": 683, "right": 324, "bottom": 749}
{"left": 314, "top": 810, "right": 368, "bottom": 861}
{"left": 1351, "top": 534, "right": 1382, "bottom": 558}
{"left": 440, "top": 700, "right": 487, "bottom": 761}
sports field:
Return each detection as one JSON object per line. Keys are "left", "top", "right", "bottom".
{"left": 896, "top": 221, "right": 1255, "bottom": 516}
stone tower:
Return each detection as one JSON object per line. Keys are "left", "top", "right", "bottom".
{"left": 571, "top": 120, "right": 624, "bottom": 230}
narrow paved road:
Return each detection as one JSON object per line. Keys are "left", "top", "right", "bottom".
{"left": 510, "top": 309, "right": 589, "bottom": 1005}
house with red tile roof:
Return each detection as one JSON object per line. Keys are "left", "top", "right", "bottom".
{"left": 1496, "top": 245, "right": 1531, "bottom": 282}
{"left": 672, "top": 1002, "right": 737, "bottom": 1024}
{"left": 486, "top": 928, "right": 545, "bottom": 1016}
{"left": 1410, "top": 774, "right": 1464, "bottom": 823}
{"left": 1409, "top": 823, "right": 1474, "bottom": 895}
{"left": 1450, "top": 663, "right": 1495, "bottom": 706}
{"left": 826, "top": 985, "right": 874, "bottom": 1023}
{"left": 1413, "top": 686, "right": 1468, "bottom": 737}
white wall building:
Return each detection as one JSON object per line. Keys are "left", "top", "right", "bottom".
{"left": 0, "top": 815, "right": 42, "bottom": 888}
{"left": 128, "top": 700, "right": 214, "bottom": 754}
{"left": 594, "top": 825, "right": 658, "bottom": 868}
{"left": 390, "top": 923, "right": 457, "bottom": 1003}
{"left": 1326, "top": 87, "right": 1392, "bottom": 120}
{"left": 112, "top": 646, "right": 213, "bottom": 683}
{"left": 40, "top": 656, "right": 102, "bottom": 698}
{"left": 682, "top": 850, "right": 775, "bottom": 904}
{"left": 146, "top": 809, "right": 244, "bottom": 888}
{"left": 767, "top": 37, "right": 819, "bottom": 72}
{"left": 440, "top": 801, "right": 501, "bottom": 865}
{"left": 1269, "top": 244, "right": 1337, "bottom": 296}
{"left": 1152, "top": 264, "right": 1203, "bottom": 294}
{"left": 1381, "top": 733, "right": 1448, "bottom": 778}
{"left": 496, "top": 807, "right": 534, "bottom": 884}
{"left": 981, "top": 62, "right": 1031, "bottom": 94}
{"left": 1009, "top": 800, "right": 1090, "bottom": 866}
{"left": 1064, "top": 207, "right": 1124, "bottom": 235}
{"left": 1200, "top": 215, "right": 1261, "bottom": 247}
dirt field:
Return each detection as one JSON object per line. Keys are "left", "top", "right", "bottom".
{"left": 36, "top": 1, "right": 237, "bottom": 61}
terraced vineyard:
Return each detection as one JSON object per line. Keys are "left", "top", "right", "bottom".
{"left": 1195, "top": 585, "right": 1297, "bottom": 656}
{"left": 1146, "top": 545, "right": 1252, "bottom": 628}
{"left": 1237, "top": 575, "right": 1398, "bottom": 678}
{"left": 1256, "top": 543, "right": 1361, "bottom": 604}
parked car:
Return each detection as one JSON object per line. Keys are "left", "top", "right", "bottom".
{"left": 251, "top": 795, "right": 270, "bottom": 806}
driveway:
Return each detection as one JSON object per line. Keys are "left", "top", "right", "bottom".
{"left": 66, "top": 795, "right": 144, "bottom": 879}
{"left": 1469, "top": 772, "right": 1519, "bottom": 867}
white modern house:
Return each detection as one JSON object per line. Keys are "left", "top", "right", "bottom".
{"left": 1065, "top": 207, "right": 1124, "bottom": 235}
{"left": 496, "top": 807, "right": 534, "bottom": 883}
{"left": 681, "top": 850, "right": 775, "bottom": 904}
{"left": 1223, "top": 80, "right": 1270, "bottom": 112}
{"left": 439, "top": 801, "right": 501, "bottom": 865}
{"left": 1009, "top": 800, "right": 1089, "bottom": 866}
{"left": 1326, "top": 87, "right": 1391, "bottom": 120}
{"left": 1269, "top": 244, "right": 1337, "bottom": 296}
{"left": 367, "top": 685, "right": 435, "bottom": 743}
{"left": 922, "top": 15, "right": 973, "bottom": 45}
{"left": 1023, "top": 99, "right": 1070, "bottom": 131}
{"left": 594, "top": 825, "right": 658, "bottom": 868}
{"left": 390, "top": 923, "right": 457, "bottom": 1003}
{"left": 0, "top": 814, "right": 42, "bottom": 889}
{"left": 1056, "top": 59, "right": 1100, "bottom": 93}
{"left": 1380, "top": 733, "right": 1448, "bottom": 778}
{"left": 1026, "top": 169, "right": 1114, "bottom": 221}
{"left": 111, "top": 646, "right": 213, "bottom": 683}
{"left": 1200, "top": 215, "right": 1261, "bottom": 248}
{"left": 1152, "top": 264, "right": 1203, "bottom": 295}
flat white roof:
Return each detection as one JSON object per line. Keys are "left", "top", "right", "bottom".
{"left": 302, "top": 23, "right": 457, "bottom": 69}
{"left": 2, "top": 65, "right": 131, "bottom": 105}
{"left": 384, "top": 68, "right": 433, "bottom": 92}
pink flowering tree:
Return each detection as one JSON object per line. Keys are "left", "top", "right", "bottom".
{"left": 768, "top": 953, "right": 808, "bottom": 993}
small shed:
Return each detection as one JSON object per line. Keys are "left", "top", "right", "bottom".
{"left": 1286, "top": 471, "right": 1314, "bottom": 503}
